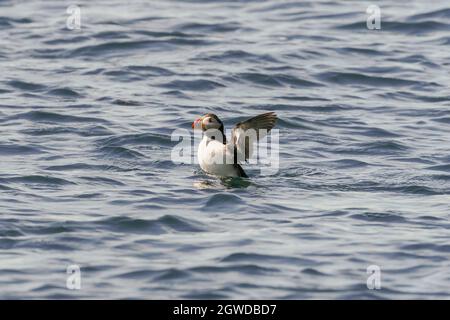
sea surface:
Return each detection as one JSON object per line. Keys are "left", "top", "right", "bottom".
{"left": 1, "top": 0, "right": 450, "bottom": 299}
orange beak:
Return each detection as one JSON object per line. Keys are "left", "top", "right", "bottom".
{"left": 192, "top": 118, "right": 201, "bottom": 129}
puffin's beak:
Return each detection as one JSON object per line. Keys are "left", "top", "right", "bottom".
{"left": 192, "top": 118, "right": 201, "bottom": 129}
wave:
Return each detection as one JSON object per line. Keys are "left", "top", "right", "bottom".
{"left": 426, "top": 164, "right": 450, "bottom": 172}
{"left": 408, "top": 8, "right": 450, "bottom": 20}
{"left": 402, "top": 243, "right": 450, "bottom": 253}
{"left": 432, "top": 117, "right": 450, "bottom": 124}
{"left": 316, "top": 72, "right": 435, "bottom": 88}
{"left": 323, "top": 159, "right": 370, "bottom": 168}
{"left": 344, "top": 127, "right": 400, "bottom": 138}
{"left": 336, "top": 47, "right": 387, "bottom": 56}
{"left": 6, "top": 111, "right": 110, "bottom": 125}
{"left": 235, "top": 72, "right": 322, "bottom": 88}
{"left": 195, "top": 50, "right": 279, "bottom": 63}
{"left": 350, "top": 212, "right": 407, "bottom": 223}
{"left": 0, "top": 16, "right": 32, "bottom": 27}
{"left": 221, "top": 252, "right": 315, "bottom": 265}
{"left": 334, "top": 140, "right": 409, "bottom": 155}
{"left": 173, "top": 22, "right": 244, "bottom": 33}
{"left": 21, "top": 125, "right": 112, "bottom": 137}
{"left": 202, "top": 193, "right": 245, "bottom": 211}
{"left": 79, "top": 176, "right": 125, "bottom": 186}
{"left": 0, "top": 144, "right": 44, "bottom": 155}
{"left": 4, "top": 175, "right": 75, "bottom": 185}
{"left": 97, "top": 145, "right": 145, "bottom": 159}
{"left": 338, "top": 20, "right": 450, "bottom": 34}
{"left": 98, "top": 132, "right": 173, "bottom": 147}
{"left": 45, "top": 163, "right": 114, "bottom": 171}
{"left": 189, "top": 264, "right": 278, "bottom": 275}
{"left": 125, "top": 65, "right": 174, "bottom": 76}
{"left": 97, "top": 215, "right": 205, "bottom": 234}
{"left": 6, "top": 80, "right": 47, "bottom": 91}
{"left": 160, "top": 79, "right": 225, "bottom": 91}
{"left": 66, "top": 38, "right": 214, "bottom": 58}
{"left": 47, "top": 88, "right": 81, "bottom": 98}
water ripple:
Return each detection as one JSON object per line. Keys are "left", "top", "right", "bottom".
{"left": 98, "top": 215, "right": 205, "bottom": 234}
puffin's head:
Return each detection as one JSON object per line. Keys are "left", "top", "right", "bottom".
{"left": 192, "top": 113, "right": 224, "bottom": 132}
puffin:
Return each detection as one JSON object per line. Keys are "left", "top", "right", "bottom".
{"left": 192, "top": 112, "right": 277, "bottom": 178}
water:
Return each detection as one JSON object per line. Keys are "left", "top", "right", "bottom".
{"left": 1, "top": 0, "right": 449, "bottom": 299}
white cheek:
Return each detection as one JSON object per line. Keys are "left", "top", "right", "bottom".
{"left": 202, "top": 118, "right": 210, "bottom": 127}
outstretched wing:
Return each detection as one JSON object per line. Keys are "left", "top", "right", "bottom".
{"left": 230, "top": 112, "right": 277, "bottom": 163}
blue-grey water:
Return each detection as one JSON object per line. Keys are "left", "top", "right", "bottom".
{"left": 1, "top": 0, "right": 450, "bottom": 299}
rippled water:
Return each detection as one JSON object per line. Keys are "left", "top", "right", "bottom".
{"left": 1, "top": 0, "right": 450, "bottom": 299}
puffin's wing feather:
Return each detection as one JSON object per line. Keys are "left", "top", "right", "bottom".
{"left": 230, "top": 112, "right": 277, "bottom": 163}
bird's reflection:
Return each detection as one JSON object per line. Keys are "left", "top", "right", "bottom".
{"left": 192, "top": 180, "right": 216, "bottom": 189}
{"left": 220, "top": 177, "right": 252, "bottom": 189}
{"left": 193, "top": 176, "right": 252, "bottom": 189}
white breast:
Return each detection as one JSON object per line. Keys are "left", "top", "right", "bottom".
{"left": 198, "top": 136, "right": 240, "bottom": 177}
